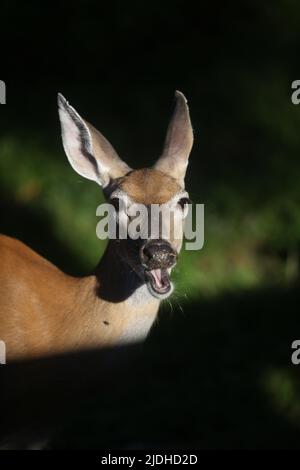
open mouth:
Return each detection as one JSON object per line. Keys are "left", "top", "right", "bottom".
{"left": 144, "top": 268, "right": 171, "bottom": 296}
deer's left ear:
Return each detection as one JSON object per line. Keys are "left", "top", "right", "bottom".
{"left": 154, "top": 91, "right": 193, "bottom": 188}
{"left": 58, "top": 93, "right": 131, "bottom": 187}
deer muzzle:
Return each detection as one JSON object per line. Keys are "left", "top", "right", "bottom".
{"left": 140, "top": 239, "right": 177, "bottom": 269}
{"left": 140, "top": 240, "right": 177, "bottom": 296}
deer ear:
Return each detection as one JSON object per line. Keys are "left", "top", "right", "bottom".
{"left": 154, "top": 91, "right": 193, "bottom": 188}
{"left": 58, "top": 93, "right": 131, "bottom": 187}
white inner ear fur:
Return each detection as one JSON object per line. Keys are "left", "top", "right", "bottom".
{"left": 58, "top": 96, "right": 109, "bottom": 186}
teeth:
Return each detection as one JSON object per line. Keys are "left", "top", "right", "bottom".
{"left": 150, "top": 269, "right": 163, "bottom": 288}
{"left": 147, "top": 268, "right": 171, "bottom": 294}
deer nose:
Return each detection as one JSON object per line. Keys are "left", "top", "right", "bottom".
{"left": 140, "top": 240, "right": 177, "bottom": 269}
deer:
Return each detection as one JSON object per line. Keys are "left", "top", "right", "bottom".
{"left": 0, "top": 91, "right": 193, "bottom": 362}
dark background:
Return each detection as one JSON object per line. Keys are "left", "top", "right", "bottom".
{"left": 1, "top": 0, "right": 300, "bottom": 449}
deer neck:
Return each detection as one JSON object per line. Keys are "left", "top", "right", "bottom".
{"left": 94, "top": 241, "right": 151, "bottom": 304}
{"left": 79, "top": 241, "right": 160, "bottom": 345}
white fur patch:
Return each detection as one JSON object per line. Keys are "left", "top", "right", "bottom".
{"left": 119, "top": 310, "right": 157, "bottom": 344}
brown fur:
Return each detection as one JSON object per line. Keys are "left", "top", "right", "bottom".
{"left": 120, "top": 169, "right": 181, "bottom": 204}
{"left": 1, "top": 91, "right": 193, "bottom": 361}
{"left": 0, "top": 170, "right": 183, "bottom": 361}
{"left": 0, "top": 235, "right": 158, "bottom": 361}
{"left": 0, "top": 170, "right": 180, "bottom": 361}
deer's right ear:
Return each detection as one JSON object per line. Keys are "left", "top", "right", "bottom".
{"left": 58, "top": 94, "right": 131, "bottom": 187}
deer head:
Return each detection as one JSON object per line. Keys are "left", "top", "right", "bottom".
{"left": 58, "top": 91, "right": 193, "bottom": 300}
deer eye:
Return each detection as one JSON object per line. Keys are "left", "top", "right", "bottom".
{"left": 110, "top": 197, "right": 121, "bottom": 211}
{"left": 177, "top": 197, "right": 191, "bottom": 209}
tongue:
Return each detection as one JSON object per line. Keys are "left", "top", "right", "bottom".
{"left": 150, "top": 269, "right": 163, "bottom": 288}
